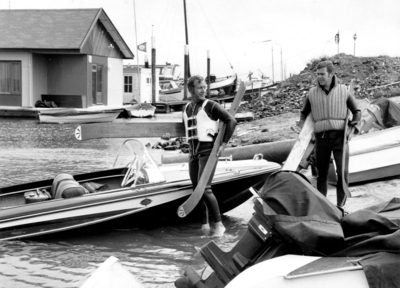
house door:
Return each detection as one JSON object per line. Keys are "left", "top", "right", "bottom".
{"left": 92, "top": 64, "right": 103, "bottom": 104}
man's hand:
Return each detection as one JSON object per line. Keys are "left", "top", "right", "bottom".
{"left": 349, "top": 110, "right": 361, "bottom": 126}
{"left": 297, "top": 120, "right": 305, "bottom": 129}
{"left": 217, "top": 142, "right": 227, "bottom": 157}
{"left": 348, "top": 119, "right": 359, "bottom": 126}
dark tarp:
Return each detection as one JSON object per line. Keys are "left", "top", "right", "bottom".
{"left": 259, "top": 171, "right": 345, "bottom": 256}
{"left": 258, "top": 171, "right": 400, "bottom": 288}
{"left": 359, "top": 252, "right": 400, "bottom": 288}
{"left": 371, "top": 97, "right": 400, "bottom": 128}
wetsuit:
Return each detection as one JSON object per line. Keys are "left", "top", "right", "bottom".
{"left": 184, "top": 99, "right": 237, "bottom": 224}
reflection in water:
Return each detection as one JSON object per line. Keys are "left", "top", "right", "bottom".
{"left": 0, "top": 118, "right": 253, "bottom": 287}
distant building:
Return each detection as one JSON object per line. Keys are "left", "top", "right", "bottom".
{"left": 0, "top": 8, "right": 134, "bottom": 108}
{"left": 123, "top": 64, "right": 180, "bottom": 104}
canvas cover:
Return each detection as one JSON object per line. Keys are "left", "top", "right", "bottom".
{"left": 372, "top": 97, "right": 400, "bottom": 128}
{"left": 259, "top": 171, "right": 400, "bottom": 288}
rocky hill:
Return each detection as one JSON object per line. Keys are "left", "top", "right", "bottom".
{"left": 238, "top": 54, "right": 400, "bottom": 119}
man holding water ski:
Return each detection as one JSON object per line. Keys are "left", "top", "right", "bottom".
{"left": 299, "top": 61, "right": 361, "bottom": 207}
{"left": 183, "top": 75, "right": 237, "bottom": 237}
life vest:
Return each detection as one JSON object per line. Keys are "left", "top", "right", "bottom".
{"left": 183, "top": 100, "right": 219, "bottom": 142}
{"left": 308, "top": 84, "right": 348, "bottom": 133}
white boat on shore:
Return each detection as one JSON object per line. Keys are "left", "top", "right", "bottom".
{"left": 38, "top": 108, "right": 123, "bottom": 124}
{"left": 127, "top": 103, "right": 156, "bottom": 118}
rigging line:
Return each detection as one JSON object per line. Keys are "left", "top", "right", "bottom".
{"left": 194, "top": 0, "right": 236, "bottom": 74}
{"left": 166, "top": 0, "right": 179, "bottom": 62}
{"left": 154, "top": 0, "right": 174, "bottom": 42}
{"left": 158, "top": 0, "right": 175, "bottom": 56}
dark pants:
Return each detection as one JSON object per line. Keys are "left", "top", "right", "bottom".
{"left": 188, "top": 151, "right": 221, "bottom": 224}
{"left": 315, "top": 130, "right": 349, "bottom": 206}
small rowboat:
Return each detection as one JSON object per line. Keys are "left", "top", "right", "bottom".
{"left": 38, "top": 108, "right": 122, "bottom": 124}
{"left": 127, "top": 103, "right": 156, "bottom": 118}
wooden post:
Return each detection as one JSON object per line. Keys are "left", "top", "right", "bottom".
{"left": 144, "top": 54, "right": 149, "bottom": 68}
{"left": 207, "top": 50, "right": 210, "bottom": 97}
{"left": 151, "top": 37, "right": 156, "bottom": 104}
{"left": 184, "top": 45, "right": 189, "bottom": 100}
{"left": 183, "top": 0, "right": 190, "bottom": 78}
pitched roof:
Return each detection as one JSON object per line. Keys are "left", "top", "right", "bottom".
{"left": 0, "top": 9, "right": 134, "bottom": 58}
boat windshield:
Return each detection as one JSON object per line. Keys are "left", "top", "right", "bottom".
{"left": 113, "top": 139, "right": 166, "bottom": 187}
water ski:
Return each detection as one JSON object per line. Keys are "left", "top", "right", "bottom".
{"left": 282, "top": 114, "right": 314, "bottom": 171}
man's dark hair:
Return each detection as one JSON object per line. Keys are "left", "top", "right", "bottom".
{"left": 188, "top": 75, "right": 204, "bottom": 92}
{"left": 316, "top": 60, "right": 334, "bottom": 74}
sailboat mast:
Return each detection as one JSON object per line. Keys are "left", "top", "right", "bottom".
{"left": 133, "top": 0, "right": 141, "bottom": 103}
{"left": 183, "top": 0, "right": 191, "bottom": 77}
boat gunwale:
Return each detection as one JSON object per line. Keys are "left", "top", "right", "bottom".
{"left": 0, "top": 166, "right": 280, "bottom": 223}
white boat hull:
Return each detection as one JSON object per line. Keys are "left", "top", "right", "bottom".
{"left": 226, "top": 255, "right": 368, "bottom": 288}
{"left": 348, "top": 126, "right": 400, "bottom": 182}
{"left": 39, "top": 111, "right": 121, "bottom": 124}
{"left": 80, "top": 256, "right": 145, "bottom": 288}
{"left": 127, "top": 104, "right": 156, "bottom": 118}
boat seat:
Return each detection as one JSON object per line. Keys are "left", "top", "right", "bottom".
{"left": 51, "top": 173, "right": 87, "bottom": 199}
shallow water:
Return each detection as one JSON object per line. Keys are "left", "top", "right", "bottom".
{"left": 0, "top": 118, "right": 254, "bottom": 288}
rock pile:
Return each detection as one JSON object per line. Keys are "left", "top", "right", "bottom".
{"left": 238, "top": 54, "right": 400, "bottom": 119}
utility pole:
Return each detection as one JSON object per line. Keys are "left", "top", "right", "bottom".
{"left": 271, "top": 44, "right": 274, "bottom": 83}
{"left": 353, "top": 33, "right": 357, "bottom": 56}
{"left": 335, "top": 31, "right": 340, "bottom": 55}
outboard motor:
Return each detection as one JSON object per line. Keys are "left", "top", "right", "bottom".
{"left": 175, "top": 171, "right": 344, "bottom": 288}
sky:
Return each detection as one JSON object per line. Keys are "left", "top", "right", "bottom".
{"left": 2, "top": 0, "right": 399, "bottom": 81}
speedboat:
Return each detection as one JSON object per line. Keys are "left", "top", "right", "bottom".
{"left": 0, "top": 139, "right": 280, "bottom": 241}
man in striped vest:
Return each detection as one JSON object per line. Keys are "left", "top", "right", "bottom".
{"left": 183, "top": 75, "right": 237, "bottom": 237}
{"left": 299, "top": 61, "right": 361, "bottom": 207}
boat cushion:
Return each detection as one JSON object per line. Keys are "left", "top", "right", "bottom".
{"left": 81, "top": 181, "right": 106, "bottom": 193}
{"left": 51, "top": 173, "right": 86, "bottom": 199}
{"left": 56, "top": 181, "right": 87, "bottom": 199}
{"left": 51, "top": 173, "right": 74, "bottom": 196}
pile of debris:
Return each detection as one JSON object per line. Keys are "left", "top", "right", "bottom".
{"left": 152, "top": 136, "right": 190, "bottom": 153}
{"left": 238, "top": 54, "right": 400, "bottom": 119}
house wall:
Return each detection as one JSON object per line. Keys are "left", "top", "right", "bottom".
{"left": 123, "top": 66, "right": 136, "bottom": 103}
{"left": 0, "top": 51, "right": 31, "bottom": 107}
{"left": 32, "top": 54, "right": 48, "bottom": 105}
{"left": 81, "top": 20, "right": 125, "bottom": 59}
{"left": 140, "top": 68, "right": 160, "bottom": 103}
{"left": 107, "top": 57, "right": 123, "bottom": 106}
{"left": 88, "top": 55, "right": 108, "bottom": 106}
{"left": 123, "top": 67, "right": 160, "bottom": 104}
{"left": 47, "top": 55, "right": 87, "bottom": 95}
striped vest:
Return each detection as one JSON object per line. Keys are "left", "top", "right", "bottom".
{"left": 308, "top": 83, "right": 348, "bottom": 133}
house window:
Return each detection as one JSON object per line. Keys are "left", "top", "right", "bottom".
{"left": 0, "top": 61, "right": 21, "bottom": 95}
{"left": 124, "top": 76, "right": 132, "bottom": 92}
{"left": 146, "top": 78, "right": 152, "bottom": 84}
